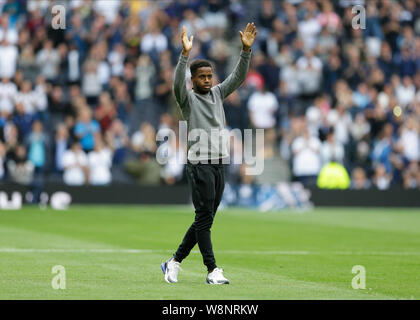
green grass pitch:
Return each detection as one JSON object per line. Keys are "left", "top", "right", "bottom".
{"left": 1, "top": 205, "right": 419, "bottom": 299}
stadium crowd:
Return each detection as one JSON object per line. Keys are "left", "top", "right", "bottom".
{"left": 0, "top": 0, "right": 419, "bottom": 192}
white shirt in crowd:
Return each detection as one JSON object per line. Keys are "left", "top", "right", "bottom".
{"left": 140, "top": 33, "right": 168, "bottom": 54}
{"left": 97, "top": 60, "right": 111, "bottom": 87}
{"left": 0, "top": 81, "right": 17, "bottom": 114}
{"left": 247, "top": 91, "right": 279, "bottom": 128}
{"left": 298, "top": 17, "right": 321, "bottom": 50}
{"left": 34, "top": 84, "right": 48, "bottom": 112}
{"left": 0, "top": 44, "right": 18, "bottom": 78}
{"left": 0, "top": 27, "right": 18, "bottom": 45}
{"left": 280, "top": 64, "right": 301, "bottom": 96}
{"left": 36, "top": 48, "right": 61, "bottom": 80}
{"left": 395, "top": 83, "right": 416, "bottom": 108}
{"left": 82, "top": 71, "right": 102, "bottom": 97}
{"left": 291, "top": 136, "right": 322, "bottom": 177}
{"left": 68, "top": 49, "right": 80, "bottom": 82}
{"left": 296, "top": 54, "right": 323, "bottom": 94}
{"left": 14, "top": 91, "right": 38, "bottom": 114}
{"left": 305, "top": 105, "right": 323, "bottom": 137}
{"left": 108, "top": 49, "right": 125, "bottom": 77}
{"left": 400, "top": 128, "right": 420, "bottom": 161}
{"left": 62, "top": 149, "right": 88, "bottom": 186}
{"left": 88, "top": 148, "right": 112, "bottom": 185}
{"left": 327, "top": 109, "right": 352, "bottom": 145}
{"left": 93, "top": 0, "right": 121, "bottom": 24}
{"left": 131, "top": 130, "right": 145, "bottom": 148}
{"left": 321, "top": 140, "right": 345, "bottom": 165}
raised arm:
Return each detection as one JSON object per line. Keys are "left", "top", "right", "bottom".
{"left": 173, "top": 26, "right": 194, "bottom": 108}
{"left": 218, "top": 22, "right": 258, "bottom": 99}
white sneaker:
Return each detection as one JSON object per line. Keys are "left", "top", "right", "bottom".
{"left": 161, "top": 258, "right": 181, "bottom": 283}
{"left": 206, "top": 268, "right": 230, "bottom": 284}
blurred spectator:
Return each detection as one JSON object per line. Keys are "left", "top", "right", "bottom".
{"left": 124, "top": 151, "right": 161, "bottom": 185}
{"left": 0, "top": 13, "right": 18, "bottom": 44}
{"left": 350, "top": 167, "right": 372, "bottom": 190}
{"left": 14, "top": 80, "right": 37, "bottom": 115}
{"left": 291, "top": 127, "right": 322, "bottom": 186}
{"left": 224, "top": 91, "right": 248, "bottom": 131}
{"left": 81, "top": 56, "right": 102, "bottom": 106}
{"left": 53, "top": 123, "right": 69, "bottom": 172}
{"left": 135, "top": 54, "right": 156, "bottom": 101}
{"left": 321, "top": 128, "right": 345, "bottom": 165}
{"left": 18, "top": 43, "right": 37, "bottom": 82}
{"left": 26, "top": 120, "right": 48, "bottom": 172}
{"left": 247, "top": 85, "right": 278, "bottom": 129}
{"left": 296, "top": 49, "right": 323, "bottom": 96}
{"left": 114, "top": 80, "right": 133, "bottom": 125}
{"left": 0, "top": 77, "right": 17, "bottom": 115}
{"left": 160, "top": 134, "right": 186, "bottom": 185}
{"left": 88, "top": 137, "right": 112, "bottom": 185}
{"left": 395, "top": 76, "right": 416, "bottom": 108}
{"left": 105, "top": 118, "right": 129, "bottom": 165}
{"left": 403, "top": 161, "right": 420, "bottom": 189}
{"left": 36, "top": 39, "right": 60, "bottom": 82}
{"left": 140, "top": 18, "right": 168, "bottom": 62}
{"left": 7, "top": 144, "right": 34, "bottom": 185}
{"left": 130, "top": 121, "right": 157, "bottom": 156}
{"left": 0, "top": 39, "right": 18, "bottom": 79}
{"left": 298, "top": 10, "right": 321, "bottom": 50}
{"left": 12, "top": 102, "right": 33, "bottom": 139}
{"left": 371, "top": 123, "right": 394, "bottom": 172}
{"left": 62, "top": 141, "right": 88, "bottom": 186}
{"left": 74, "top": 107, "right": 100, "bottom": 152}
{"left": 398, "top": 116, "right": 420, "bottom": 163}
{"left": 95, "top": 91, "right": 116, "bottom": 133}
{"left": 372, "top": 163, "right": 392, "bottom": 190}
{"left": 154, "top": 67, "right": 176, "bottom": 116}
{"left": 317, "top": 161, "right": 350, "bottom": 189}
{"left": 108, "top": 43, "right": 126, "bottom": 77}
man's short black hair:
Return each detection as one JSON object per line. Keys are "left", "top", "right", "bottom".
{"left": 190, "top": 59, "right": 213, "bottom": 77}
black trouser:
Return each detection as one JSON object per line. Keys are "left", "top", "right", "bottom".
{"left": 174, "top": 161, "right": 226, "bottom": 271}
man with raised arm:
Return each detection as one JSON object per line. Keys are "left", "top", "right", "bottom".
{"left": 161, "top": 23, "right": 257, "bottom": 285}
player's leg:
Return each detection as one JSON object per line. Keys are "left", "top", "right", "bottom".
{"left": 172, "top": 164, "right": 200, "bottom": 263}
{"left": 163, "top": 162, "right": 218, "bottom": 283}
{"left": 190, "top": 164, "right": 218, "bottom": 272}
{"left": 213, "top": 163, "right": 226, "bottom": 215}
{"left": 206, "top": 163, "right": 229, "bottom": 284}
{"left": 162, "top": 164, "right": 197, "bottom": 283}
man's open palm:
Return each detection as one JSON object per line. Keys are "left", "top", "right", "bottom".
{"left": 182, "top": 26, "right": 193, "bottom": 52}
{"left": 239, "top": 22, "right": 257, "bottom": 48}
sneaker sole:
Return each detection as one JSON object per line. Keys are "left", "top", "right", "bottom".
{"left": 206, "top": 278, "right": 230, "bottom": 285}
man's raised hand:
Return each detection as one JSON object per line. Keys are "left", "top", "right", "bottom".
{"left": 181, "top": 26, "right": 193, "bottom": 56}
{"left": 239, "top": 22, "right": 258, "bottom": 52}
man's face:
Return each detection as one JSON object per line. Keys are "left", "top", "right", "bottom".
{"left": 191, "top": 67, "right": 213, "bottom": 94}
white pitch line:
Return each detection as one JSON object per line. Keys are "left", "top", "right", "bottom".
{"left": 1, "top": 248, "right": 420, "bottom": 256}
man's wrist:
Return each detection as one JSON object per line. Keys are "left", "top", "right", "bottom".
{"left": 242, "top": 45, "right": 251, "bottom": 53}
{"left": 182, "top": 49, "right": 190, "bottom": 57}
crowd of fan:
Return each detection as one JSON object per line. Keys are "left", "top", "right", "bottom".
{"left": 0, "top": 0, "right": 419, "bottom": 190}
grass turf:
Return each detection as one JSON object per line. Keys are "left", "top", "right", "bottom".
{"left": 0, "top": 205, "right": 419, "bottom": 299}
